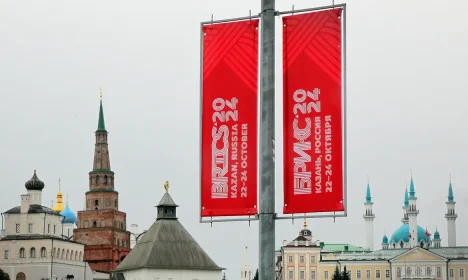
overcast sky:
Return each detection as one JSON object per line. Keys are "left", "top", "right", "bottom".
{"left": 1, "top": 0, "right": 467, "bottom": 278}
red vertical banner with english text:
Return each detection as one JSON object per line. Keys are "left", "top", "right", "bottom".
{"left": 201, "top": 19, "right": 259, "bottom": 217}
{"left": 283, "top": 9, "right": 345, "bottom": 214}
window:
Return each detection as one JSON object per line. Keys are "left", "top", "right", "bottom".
{"left": 357, "top": 270, "right": 361, "bottom": 279}
{"left": 57, "top": 248, "right": 60, "bottom": 258}
{"left": 376, "top": 270, "right": 381, "bottom": 278}
{"left": 4, "top": 250, "right": 9, "bottom": 259}
{"left": 71, "top": 250, "right": 74, "bottom": 260}
{"left": 75, "top": 251, "right": 78, "bottom": 260}
{"left": 28, "top": 223, "right": 33, "bottom": 233}
{"left": 96, "top": 175, "right": 100, "bottom": 185}
{"left": 54, "top": 225, "right": 56, "bottom": 234}
{"left": 289, "top": 271, "right": 293, "bottom": 279}
{"left": 48, "top": 224, "right": 50, "bottom": 233}
{"left": 416, "top": 267, "right": 421, "bottom": 276}
{"left": 407, "top": 267, "right": 411, "bottom": 276}
{"left": 426, "top": 267, "right": 431, "bottom": 276}
{"left": 19, "top": 248, "right": 25, "bottom": 258}
{"left": 95, "top": 199, "right": 99, "bottom": 206}
{"left": 311, "top": 271, "right": 316, "bottom": 280}
{"left": 30, "top": 247, "right": 36, "bottom": 258}
{"left": 460, "top": 269, "right": 465, "bottom": 278}
{"left": 16, "top": 224, "right": 20, "bottom": 233}
{"left": 115, "top": 200, "right": 118, "bottom": 207}
{"left": 311, "top": 256, "right": 316, "bottom": 263}
{"left": 300, "top": 256, "right": 304, "bottom": 263}
{"left": 324, "top": 271, "right": 329, "bottom": 279}
{"left": 385, "top": 270, "right": 390, "bottom": 278}
{"left": 289, "top": 255, "right": 293, "bottom": 263}
{"left": 397, "top": 268, "right": 401, "bottom": 278}
{"left": 449, "top": 269, "right": 454, "bottom": 278}
{"left": 437, "top": 267, "right": 441, "bottom": 277}
{"left": 300, "top": 271, "right": 305, "bottom": 280}
{"left": 366, "top": 270, "right": 370, "bottom": 279}
{"left": 104, "top": 175, "right": 108, "bottom": 185}
{"left": 93, "top": 221, "right": 97, "bottom": 227}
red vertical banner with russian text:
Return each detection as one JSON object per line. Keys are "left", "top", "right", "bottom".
{"left": 201, "top": 19, "right": 259, "bottom": 217}
{"left": 283, "top": 9, "right": 345, "bottom": 214}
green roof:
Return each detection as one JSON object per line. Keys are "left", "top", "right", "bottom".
{"left": 448, "top": 182, "right": 454, "bottom": 202}
{"left": 365, "top": 183, "right": 372, "bottom": 203}
{"left": 97, "top": 100, "right": 106, "bottom": 131}
{"left": 321, "top": 243, "right": 366, "bottom": 252}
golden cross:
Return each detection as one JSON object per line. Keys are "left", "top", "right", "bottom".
{"left": 164, "top": 181, "right": 170, "bottom": 192}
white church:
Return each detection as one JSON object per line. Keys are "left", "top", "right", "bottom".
{"left": 0, "top": 170, "right": 94, "bottom": 280}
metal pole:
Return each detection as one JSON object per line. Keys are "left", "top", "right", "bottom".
{"left": 259, "top": 0, "right": 275, "bottom": 280}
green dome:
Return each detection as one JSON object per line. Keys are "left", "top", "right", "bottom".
{"left": 390, "top": 224, "right": 431, "bottom": 244}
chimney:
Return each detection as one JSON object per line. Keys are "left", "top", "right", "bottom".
{"left": 21, "top": 194, "right": 30, "bottom": 214}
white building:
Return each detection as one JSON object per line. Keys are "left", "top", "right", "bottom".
{"left": 240, "top": 247, "right": 253, "bottom": 280}
{"left": 113, "top": 182, "right": 223, "bottom": 280}
{"left": 0, "top": 170, "right": 94, "bottom": 280}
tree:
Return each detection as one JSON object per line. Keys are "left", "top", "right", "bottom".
{"left": 332, "top": 266, "right": 342, "bottom": 280}
{"left": 341, "top": 266, "right": 351, "bottom": 280}
{"left": 0, "top": 268, "right": 10, "bottom": 280}
{"left": 253, "top": 269, "right": 259, "bottom": 280}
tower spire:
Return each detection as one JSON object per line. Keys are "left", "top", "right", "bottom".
{"left": 446, "top": 177, "right": 457, "bottom": 246}
{"left": 363, "top": 180, "right": 375, "bottom": 251}
{"left": 97, "top": 87, "right": 106, "bottom": 131}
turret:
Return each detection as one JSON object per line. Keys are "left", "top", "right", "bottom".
{"left": 381, "top": 233, "right": 389, "bottom": 250}
{"left": 433, "top": 228, "right": 441, "bottom": 248}
{"left": 445, "top": 178, "right": 457, "bottom": 247}
{"left": 363, "top": 182, "right": 375, "bottom": 251}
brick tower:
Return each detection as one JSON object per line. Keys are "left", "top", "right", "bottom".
{"left": 74, "top": 94, "right": 131, "bottom": 273}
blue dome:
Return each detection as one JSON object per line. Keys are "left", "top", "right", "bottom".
{"left": 382, "top": 235, "right": 389, "bottom": 244}
{"left": 434, "top": 230, "right": 441, "bottom": 240}
{"left": 60, "top": 204, "right": 77, "bottom": 224}
{"left": 390, "top": 224, "right": 431, "bottom": 244}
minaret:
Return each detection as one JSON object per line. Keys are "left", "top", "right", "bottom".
{"left": 401, "top": 187, "right": 409, "bottom": 224}
{"left": 407, "top": 176, "right": 419, "bottom": 248}
{"left": 74, "top": 91, "right": 131, "bottom": 273}
{"left": 363, "top": 182, "right": 375, "bottom": 251}
{"left": 381, "top": 232, "right": 389, "bottom": 250}
{"left": 445, "top": 178, "right": 457, "bottom": 247}
{"left": 53, "top": 178, "right": 65, "bottom": 212}
{"left": 240, "top": 246, "right": 253, "bottom": 280}
{"left": 433, "top": 227, "right": 442, "bottom": 248}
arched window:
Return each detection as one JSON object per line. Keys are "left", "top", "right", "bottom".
{"left": 426, "top": 267, "right": 431, "bottom": 276}
{"left": 66, "top": 250, "right": 69, "bottom": 260}
{"left": 70, "top": 250, "right": 74, "bottom": 260}
{"left": 416, "top": 267, "right": 422, "bottom": 276}
{"left": 41, "top": 247, "right": 47, "bottom": 258}
{"left": 79, "top": 251, "right": 82, "bottom": 261}
{"left": 19, "top": 248, "right": 26, "bottom": 258}
{"left": 75, "top": 251, "right": 78, "bottom": 260}
{"left": 30, "top": 247, "right": 36, "bottom": 258}
{"left": 104, "top": 175, "right": 108, "bottom": 185}
{"left": 420, "top": 241, "right": 424, "bottom": 248}
{"left": 61, "top": 249, "right": 65, "bottom": 259}
{"left": 16, "top": 272, "right": 26, "bottom": 280}
{"left": 407, "top": 267, "right": 411, "bottom": 276}
{"left": 114, "top": 199, "right": 117, "bottom": 207}
{"left": 397, "top": 268, "right": 401, "bottom": 278}
{"left": 56, "top": 248, "right": 60, "bottom": 258}
{"left": 96, "top": 175, "right": 100, "bottom": 185}
{"left": 400, "top": 241, "right": 404, "bottom": 248}
{"left": 94, "top": 199, "right": 99, "bottom": 206}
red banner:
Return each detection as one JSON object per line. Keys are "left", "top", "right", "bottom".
{"left": 283, "top": 9, "right": 345, "bottom": 214}
{"left": 201, "top": 19, "right": 259, "bottom": 217}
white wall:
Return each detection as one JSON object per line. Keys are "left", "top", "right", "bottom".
{"left": 122, "top": 268, "right": 222, "bottom": 280}
{"left": 0, "top": 238, "right": 93, "bottom": 280}
{"left": 4, "top": 212, "right": 64, "bottom": 237}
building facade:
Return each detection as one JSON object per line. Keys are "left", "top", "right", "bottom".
{"left": 276, "top": 177, "right": 468, "bottom": 280}
{"left": 0, "top": 171, "right": 93, "bottom": 280}
{"left": 73, "top": 98, "right": 131, "bottom": 273}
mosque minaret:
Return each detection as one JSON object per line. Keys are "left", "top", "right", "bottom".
{"left": 363, "top": 182, "right": 374, "bottom": 251}
{"left": 446, "top": 178, "right": 458, "bottom": 247}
